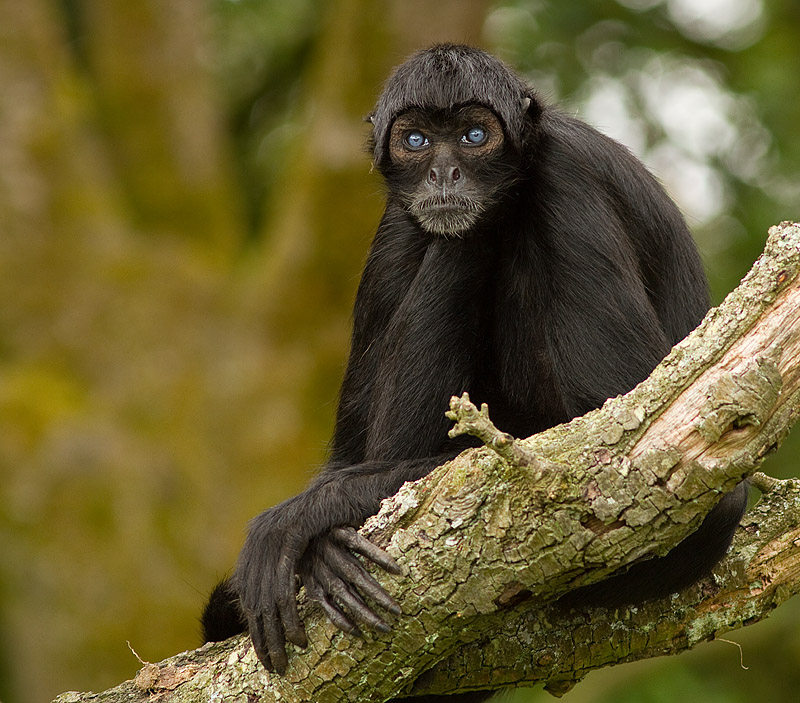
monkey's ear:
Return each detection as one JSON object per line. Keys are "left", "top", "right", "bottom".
{"left": 523, "top": 94, "right": 543, "bottom": 122}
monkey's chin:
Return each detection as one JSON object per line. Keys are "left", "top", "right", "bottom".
{"left": 412, "top": 207, "right": 480, "bottom": 237}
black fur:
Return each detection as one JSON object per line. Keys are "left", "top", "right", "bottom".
{"left": 202, "top": 45, "right": 747, "bottom": 703}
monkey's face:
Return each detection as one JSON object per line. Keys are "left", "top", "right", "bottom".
{"left": 384, "top": 105, "right": 519, "bottom": 236}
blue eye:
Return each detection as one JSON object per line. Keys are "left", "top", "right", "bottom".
{"left": 404, "top": 131, "right": 428, "bottom": 150}
{"left": 463, "top": 126, "right": 487, "bottom": 145}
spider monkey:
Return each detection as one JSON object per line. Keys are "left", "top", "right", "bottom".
{"left": 202, "top": 45, "right": 748, "bottom": 703}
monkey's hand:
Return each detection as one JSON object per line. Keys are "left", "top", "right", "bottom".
{"left": 301, "top": 527, "right": 403, "bottom": 639}
{"left": 236, "top": 504, "right": 401, "bottom": 674}
{"left": 235, "top": 501, "right": 309, "bottom": 674}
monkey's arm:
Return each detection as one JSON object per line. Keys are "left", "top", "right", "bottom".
{"left": 237, "top": 236, "right": 491, "bottom": 672}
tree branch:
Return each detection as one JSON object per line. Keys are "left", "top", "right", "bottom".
{"left": 54, "top": 222, "right": 800, "bottom": 703}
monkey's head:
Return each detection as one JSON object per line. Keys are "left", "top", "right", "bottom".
{"left": 369, "top": 44, "right": 541, "bottom": 236}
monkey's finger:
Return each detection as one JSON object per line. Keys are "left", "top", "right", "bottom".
{"left": 279, "top": 609, "right": 307, "bottom": 648}
{"left": 316, "top": 557, "right": 393, "bottom": 633}
{"left": 248, "top": 614, "right": 276, "bottom": 673}
{"left": 262, "top": 608, "right": 289, "bottom": 675}
{"left": 276, "top": 555, "right": 307, "bottom": 648}
{"left": 328, "top": 548, "right": 402, "bottom": 617}
{"left": 320, "top": 598, "right": 364, "bottom": 637}
{"left": 331, "top": 527, "right": 402, "bottom": 574}
{"left": 307, "top": 580, "right": 363, "bottom": 637}
{"left": 335, "top": 585, "right": 392, "bottom": 633}
{"left": 252, "top": 569, "right": 291, "bottom": 674}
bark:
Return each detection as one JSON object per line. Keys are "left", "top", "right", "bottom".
{"left": 52, "top": 221, "right": 800, "bottom": 702}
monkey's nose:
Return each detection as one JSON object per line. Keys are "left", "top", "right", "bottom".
{"left": 429, "top": 166, "right": 461, "bottom": 187}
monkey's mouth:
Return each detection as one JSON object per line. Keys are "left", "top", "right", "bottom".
{"left": 409, "top": 195, "right": 484, "bottom": 236}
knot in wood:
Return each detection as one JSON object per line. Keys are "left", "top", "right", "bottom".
{"left": 695, "top": 354, "right": 782, "bottom": 443}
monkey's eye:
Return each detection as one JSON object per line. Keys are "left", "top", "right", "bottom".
{"left": 462, "top": 126, "right": 487, "bottom": 145}
{"left": 404, "top": 131, "right": 429, "bottom": 150}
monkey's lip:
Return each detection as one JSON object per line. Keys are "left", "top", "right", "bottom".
{"left": 425, "top": 201, "right": 468, "bottom": 212}
{"left": 411, "top": 196, "right": 483, "bottom": 221}
{"left": 414, "top": 195, "right": 479, "bottom": 212}
{"left": 411, "top": 198, "right": 482, "bottom": 235}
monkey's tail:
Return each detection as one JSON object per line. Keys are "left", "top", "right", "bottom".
{"left": 201, "top": 578, "right": 247, "bottom": 643}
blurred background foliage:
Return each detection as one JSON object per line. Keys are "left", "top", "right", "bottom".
{"left": 0, "top": 0, "right": 798, "bottom": 701}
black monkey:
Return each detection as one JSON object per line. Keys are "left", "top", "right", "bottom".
{"left": 203, "top": 45, "right": 748, "bottom": 702}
